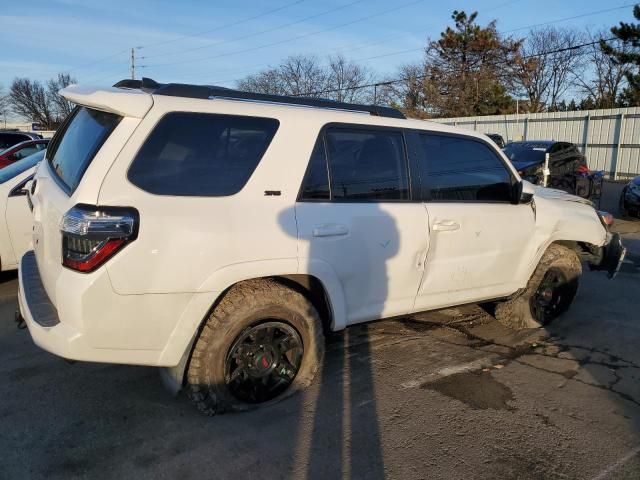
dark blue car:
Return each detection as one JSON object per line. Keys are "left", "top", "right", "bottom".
{"left": 620, "top": 176, "right": 640, "bottom": 217}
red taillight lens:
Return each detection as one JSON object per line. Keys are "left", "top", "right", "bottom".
{"left": 60, "top": 205, "right": 138, "bottom": 273}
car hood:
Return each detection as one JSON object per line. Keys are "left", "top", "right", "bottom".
{"left": 532, "top": 184, "right": 593, "bottom": 206}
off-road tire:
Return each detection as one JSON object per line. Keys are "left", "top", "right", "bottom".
{"left": 186, "top": 279, "right": 324, "bottom": 416}
{"left": 494, "top": 244, "right": 582, "bottom": 330}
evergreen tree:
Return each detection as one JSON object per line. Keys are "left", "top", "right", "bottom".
{"left": 601, "top": 4, "right": 640, "bottom": 105}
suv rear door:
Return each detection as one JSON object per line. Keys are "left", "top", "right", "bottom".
{"left": 30, "top": 106, "right": 124, "bottom": 300}
{"left": 413, "top": 131, "right": 536, "bottom": 311}
{"left": 295, "top": 125, "right": 429, "bottom": 325}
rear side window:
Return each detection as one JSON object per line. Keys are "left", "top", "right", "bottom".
{"left": 48, "top": 107, "right": 122, "bottom": 193}
{"left": 325, "top": 128, "right": 408, "bottom": 201}
{"left": 128, "top": 112, "right": 279, "bottom": 196}
{"left": 419, "top": 133, "right": 513, "bottom": 202}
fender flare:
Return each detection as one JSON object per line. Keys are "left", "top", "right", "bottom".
{"left": 157, "top": 257, "right": 348, "bottom": 377}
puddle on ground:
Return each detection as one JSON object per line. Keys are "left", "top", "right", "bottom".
{"left": 422, "top": 371, "right": 515, "bottom": 410}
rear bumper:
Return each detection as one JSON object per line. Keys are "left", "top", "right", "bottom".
{"left": 18, "top": 250, "right": 209, "bottom": 366}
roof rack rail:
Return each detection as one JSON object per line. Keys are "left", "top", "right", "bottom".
{"left": 112, "top": 77, "right": 405, "bottom": 119}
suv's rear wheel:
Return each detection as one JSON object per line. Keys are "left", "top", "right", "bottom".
{"left": 494, "top": 244, "right": 582, "bottom": 330}
{"left": 187, "top": 279, "right": 324, "bottom": 415}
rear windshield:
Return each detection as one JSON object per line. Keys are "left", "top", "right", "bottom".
{"left": 0, "top": 150, "right": 44, "bottom": 184}
{"left": 47, "top": 107, "right": 122, "bottom": 193}
{"left": 502, "top": 144, "right": 546, "bottom": 164}
{"left": 128, "top": 112, "right": 279, "bottom": 196}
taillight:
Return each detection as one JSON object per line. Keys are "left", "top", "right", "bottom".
{"left": 60, "top": 205, "right": 139, "bottom": 273}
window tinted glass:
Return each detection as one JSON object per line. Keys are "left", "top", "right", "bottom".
{"left": 48, "top": 107, "right": 122, "bottom": 192}
{"left": 419, "top": 133, "right": 512, "bottom": 202}
{"left": 129, "top": 112, "right": 279, "bottom": 196}
{"left": 15, "top": 146, "right": 39, "bottom": 160}
{"left": 0, "top": 133, "right": 29, "bottom": 150}
{"left": 299, "top": 136, "right": 330, "bottom": 200}
{"left": 326, "top": 128, "right": 408, "bottom": 201}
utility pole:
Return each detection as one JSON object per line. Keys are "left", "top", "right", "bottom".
{"left": 130, "top": 47, "right": 135, "bottom": 80}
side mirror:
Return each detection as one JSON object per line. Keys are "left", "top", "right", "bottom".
{"left": 515, "top": 180, "right": 535, "bottom": 204}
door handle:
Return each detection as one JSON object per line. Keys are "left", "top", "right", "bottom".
{"left": 433, "top": 221, "right": 460, "bottom": 232}
{"left": 313, "top": 224, "right": 349, "bottom": 237}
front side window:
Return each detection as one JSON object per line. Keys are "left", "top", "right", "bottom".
{"left": 48, "top": 107, "right": 122, "bottom": 192}
{"left": 325, "top": 128, "right": 408, "bottom": 201}
{"left": 419, "top": 133, "right": 513, "bottom": 202}
{"left": 128, "top": 112, "right": 279, "bottom": 196}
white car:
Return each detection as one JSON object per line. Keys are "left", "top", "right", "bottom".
{"left": 0, "top": 151, "right": 42, "bottom": 271}
{"left": 18, "top": 79, "right": 625, "bottom": 415}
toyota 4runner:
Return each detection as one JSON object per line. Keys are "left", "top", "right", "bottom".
{"left": 18, "top": 78, "right": 625, "bottom": 415}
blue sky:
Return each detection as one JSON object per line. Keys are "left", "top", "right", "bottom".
{"left": 0, "top": 0, "right": 637, "bottom": 94}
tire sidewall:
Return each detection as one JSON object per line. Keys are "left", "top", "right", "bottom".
{"left": 188, "top": 289, "right": 323, "bottom": 415}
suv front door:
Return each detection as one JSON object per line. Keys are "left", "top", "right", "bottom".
{"left": 413, "top": 132, "right": 536, "bottom": 311}
{"left": 295, "top": 125, "right": 429, "bottom": 325}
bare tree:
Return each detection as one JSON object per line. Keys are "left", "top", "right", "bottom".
{"left": 8, "top": 73, "right": 76, "bottom": 129}
{"left": 375, "top": 64, "right": 431, "bottom": 117}
{"left": 9, "top": 78, "right": 54, "bottom": 128}
{"left": 237, "top": 55, "right": 327, "bottom": 97}
{"left": 48, "top": 73, "right": 76, "bottom": 120}
{"left": 325, "top": 54, "right": 372, "bottom": 103}
{"left": 572, "top": 31, "right": 629, "bottom": 108}
{"left": 515, "top": 27, "right": 586, "bottom": 112}
{"left": 0, "top": 84, "right": 9, "bottom": 127}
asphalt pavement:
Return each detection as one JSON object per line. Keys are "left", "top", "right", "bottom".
{"left": 1, "top": 181, "right": 639, "bottom": 480}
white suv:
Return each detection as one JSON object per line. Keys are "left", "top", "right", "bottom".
{"left": 18, "top": 78, "right": 625, "bottom": 415}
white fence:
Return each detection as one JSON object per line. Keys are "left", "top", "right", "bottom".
{"left": 432, "top": 107, "right": 640, "bottom": 180}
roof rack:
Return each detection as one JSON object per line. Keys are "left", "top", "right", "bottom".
{"left": 112, "top": 77, "right": 405, "bottom": 119}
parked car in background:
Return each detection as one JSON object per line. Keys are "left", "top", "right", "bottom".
{"left": 19, "top": 79, "right": 624, "bottom": 416}
{"left": 620, "top": 175, "right": 640, "bottom": 217}
{"left": 0, "top": 130, "right": 42, "bottom": 150}
{"left": 501, "top": 140, "right": 603, "bottom": 200}
{"left": 0, "top": 150, "right": 43, "bottom": 271}
{"left": 0, "top": 139, "right": 49, "bottom": 169}
{"left": 487, "top": 133, "right": 505, "bottom": 148}
{"left": 503, "top": 141, "right": 587, "bottom": 185}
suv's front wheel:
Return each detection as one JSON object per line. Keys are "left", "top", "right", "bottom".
{"left": 494, "top": 244, "right": 582, "bottom": 330}
{"left": 187, "top": 279, "right": 324, "bottom": 415}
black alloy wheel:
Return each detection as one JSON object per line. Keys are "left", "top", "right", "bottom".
{"left": 224, "top": 321, "right": 303, "bottom": 404}
{"left": 530, "top": 268, "right": 571, "bottom": 324}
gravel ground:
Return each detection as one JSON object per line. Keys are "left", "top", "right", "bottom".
{"left": 0, "top": 183, "right": 639, "bottom": 480}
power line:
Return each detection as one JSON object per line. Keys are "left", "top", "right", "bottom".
{"left": 142, "top": 0, "right": 367, "bottom": 60}
{"left": 145, "top": 0, "right": 427, "bottom": 68}
{"left": 67, "top": 48, "right": 130, "bottom": 74}
{"left": 140, "top": 0, "right": 307, "bottom": 50}
{"left": 213, "top": 3, "right": 634, "bottom": 88}
{"left": 503, "top": 4, "right": 636, "bottom": 33}
{"left": 291, "top": 37, "right": 619, "bottom": 98}
{"left": 56, "top": 1, "right": 306, "bottom": 76}
{"left": 207, "top": 32, "right": 419, "bottom": 85}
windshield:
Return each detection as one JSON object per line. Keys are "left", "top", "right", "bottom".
{"left": 503, "top": 144, "right": 547, "bottom": 164}
{"left": 47, "top": 106, "right": 122, "bottom": 193}
{"left": 0, "top": 149, "right": 44, "bottom": 184}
